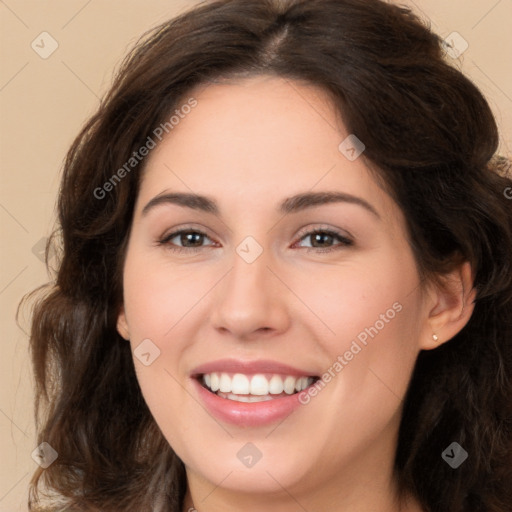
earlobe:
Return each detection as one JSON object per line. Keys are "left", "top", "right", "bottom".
{"left": 420, "top": 261, "right": 476, "bottom": 350}
{"left": 116, "top": 306, "right": 130, "bottom": 340}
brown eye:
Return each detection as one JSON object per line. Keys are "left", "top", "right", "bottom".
{"left": 294, "top": 228, "right": 353, "bottom": 253}
{"left": 159, "top": 229, "right": 215, "bottom": 253}
{"left": 158, "top": 226, "right": 353, "bottom": 254}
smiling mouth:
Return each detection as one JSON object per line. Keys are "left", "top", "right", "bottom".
{"left": 197, "top": 372, "right": 320, "bottom": 402}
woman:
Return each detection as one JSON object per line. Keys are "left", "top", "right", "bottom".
{"left": 24, "top": 0, "right": 512, "bottom": 510}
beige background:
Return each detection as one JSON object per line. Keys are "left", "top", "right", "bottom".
{"left": 1, "top": 1, "right": 511, "bottom": 510}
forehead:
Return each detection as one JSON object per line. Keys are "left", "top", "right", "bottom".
{"left": 148, "top": 75, "right": 346, "bottom": 169}
{"left": 137, "top": 75, "right": 398, "bottom": 226}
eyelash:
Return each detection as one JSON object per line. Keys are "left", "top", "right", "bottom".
{"left": 157, "top": 225, "right": 353, "bottom": 254}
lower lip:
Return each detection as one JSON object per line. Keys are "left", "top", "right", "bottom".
{"left": 192, "top": 378, "right": 306, "bottom": 427}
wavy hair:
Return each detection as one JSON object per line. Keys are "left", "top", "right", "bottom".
{"left": 21, "top": 0, "right": 512, "bottom": 510}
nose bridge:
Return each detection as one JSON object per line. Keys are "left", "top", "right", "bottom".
{"left": 209, "top": 234, "right": 289, "bottom": 337}
{"left": 227, "top": 235, "right": 274, "bottom": 308}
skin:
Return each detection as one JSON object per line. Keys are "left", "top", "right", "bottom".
{"left": 117, "top": 75, "right": 476, "bottom": 512}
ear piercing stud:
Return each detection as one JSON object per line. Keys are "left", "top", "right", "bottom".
{"left": 432, "top": 333, "right": 439, "bottom": 342}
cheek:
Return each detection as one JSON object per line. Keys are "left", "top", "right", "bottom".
{"left": 304, "top": 254, "right": 419, "bottom": 339}
{"left": 122, "top": 253, "right": 201, "bottom": 340}
{"left": 121, "top": 253, "right": 191, "bottom": 389}
{"left": 122, "top": 253, "right": 200, "bottom": 448}
{"left": 302, "top": 252, "right": 422, "bottom": 396}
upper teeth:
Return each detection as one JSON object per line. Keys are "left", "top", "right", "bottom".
{"left": 202, "top": 373, "right": 314, "bottom": 395}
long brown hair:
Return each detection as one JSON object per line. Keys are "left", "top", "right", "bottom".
{"left": 22, "top": 0, "right": 512, "bottom": 510}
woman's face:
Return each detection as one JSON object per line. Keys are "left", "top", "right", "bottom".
{"left": 117, "top": 76, "right": 434, "bottom": 500}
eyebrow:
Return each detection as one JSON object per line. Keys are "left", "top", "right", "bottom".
{"left": 141, "top": 190, "right": 380, "bottom": 219}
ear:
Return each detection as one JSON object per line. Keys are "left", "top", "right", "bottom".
{"left": 116, "top": 304, "right": 130, "bottom": 340}
{"left": 420, "top": 260, "right": 477, "bottom": 350}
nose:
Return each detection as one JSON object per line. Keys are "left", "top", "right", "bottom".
{"left": 208, "top": 244, "right": 291, "bottom": 341}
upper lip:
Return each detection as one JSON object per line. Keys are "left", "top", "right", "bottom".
{"left": 190, "top": 358, "right": 319, "bottom": 378}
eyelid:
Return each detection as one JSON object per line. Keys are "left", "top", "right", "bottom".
{"left": 157, "top": 223, "right": 354, "bottom": 253}
{"left": 159, "top": 222, "right": 352, "bottom": 241}
{"left": 294, "top": 223, "right": 353, "bottom": 242}
{"left": 159, "top": 222, "right": 216, "bottom": 241}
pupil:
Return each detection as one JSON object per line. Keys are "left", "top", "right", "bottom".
{"left": 184, "top": 232, "right": 202, "bottom": 246}
{"left": 314, "top": 233, "right": 331, "bottom": 247}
